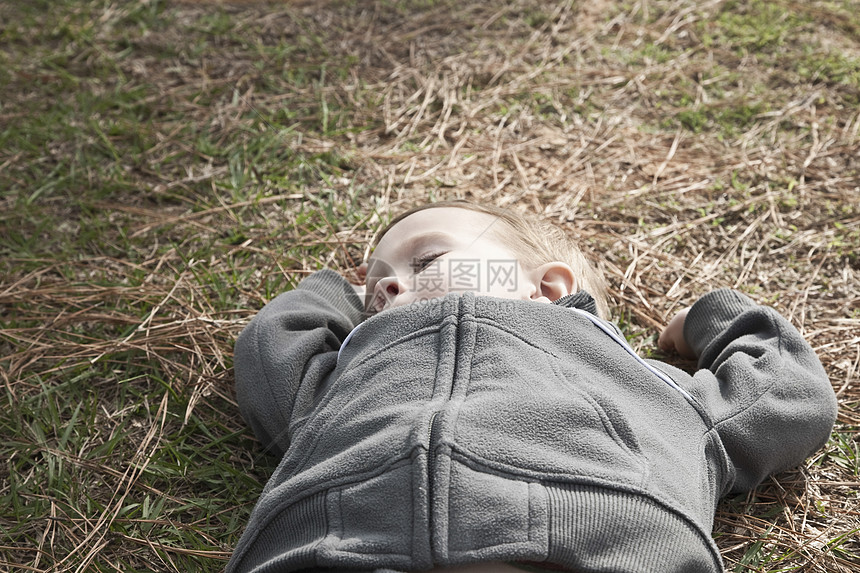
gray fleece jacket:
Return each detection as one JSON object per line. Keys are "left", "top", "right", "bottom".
{"left": 228, "top": 269, "right": 837, "bottom": 573}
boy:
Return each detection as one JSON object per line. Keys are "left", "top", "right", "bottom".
{"left": 228, "top": 201, "right": 837, "bottom": 573}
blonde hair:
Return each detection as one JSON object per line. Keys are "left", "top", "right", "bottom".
{"left": 376, "top": 200, "right": 611, "bottom": 318}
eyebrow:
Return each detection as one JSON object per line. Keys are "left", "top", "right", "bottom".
{"left": 367, "top": 231, "right": 454, "bottom": 268}
{"left": 401, "top": 231, "right": 453, "bottom": 255}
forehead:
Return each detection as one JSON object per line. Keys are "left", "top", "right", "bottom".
{"left": 376, "top": 207, "right": 502, "bottom": 250}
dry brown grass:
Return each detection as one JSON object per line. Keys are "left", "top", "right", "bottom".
{"left": 1, "top": 0, "right": 858, "bottom": 571}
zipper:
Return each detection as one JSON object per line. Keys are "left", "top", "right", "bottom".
{"left": 426, "top": 296, "right": 465, "bottom": 562}
{"left": 426, "top": 410, "right": 441, "bottom": 500}
{"left": 426, "top": 408, "right": 444, "bottom": 561}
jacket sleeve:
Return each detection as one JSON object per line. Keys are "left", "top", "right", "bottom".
{"left": 684, "top": 289, "right": 838, "bottom": 493}
{"left": 233, "top": 269, "right": 365, "bottom": 457}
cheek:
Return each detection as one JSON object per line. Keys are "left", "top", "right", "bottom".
{"left": 410, "top": 272, "right": 450, "bottom": 299}
{"left": 365, "top": 279, "right": 378, "bottom": 297}
{"left": 483, "top": 261, "right": 531, "bottom": 299}
{"left": 486, "top": 285, "right": 533, "bottom": 301}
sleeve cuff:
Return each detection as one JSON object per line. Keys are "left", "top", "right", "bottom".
{"left": 296, "top": 269, "right": 365, "bottom": 326}
{"left": 684, "top": 288, "right": 758, "bottom": 359}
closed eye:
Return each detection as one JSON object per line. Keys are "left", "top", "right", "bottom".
{"left": 410, "top": 251, "right": 446, "bottom": 273}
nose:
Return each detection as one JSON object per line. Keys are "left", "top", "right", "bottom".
{"left": 373, "top": 276, "right": 407, "bottom": 311}
{"left": 379, "top": 277, "right": 401, "bottom": 296}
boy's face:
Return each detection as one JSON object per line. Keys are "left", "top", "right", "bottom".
{"left": 365, "top": 207, "right": 536, "bottom": 314}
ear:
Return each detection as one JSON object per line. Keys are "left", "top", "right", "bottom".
{"left": 530, "top": 262, "right": 577, "bottom": 302}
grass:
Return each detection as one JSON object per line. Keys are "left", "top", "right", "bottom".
{"left": 1, "top": 0, "right": 858, "bottom": 571}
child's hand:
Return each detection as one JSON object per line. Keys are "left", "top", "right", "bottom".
{"left": 658, "top": 307, "right": 696, "bottom": 359}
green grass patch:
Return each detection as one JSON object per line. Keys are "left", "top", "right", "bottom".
{"left": 672, "top": 101, "right": 769, "bottom": 137}
{"left": 701, "top": 0, "right": 811, "bottom": 54}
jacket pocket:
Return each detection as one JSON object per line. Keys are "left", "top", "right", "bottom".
{"left": 444, "top": 459, "right": 548, "bottom": 560}
{"left": 453, "top": 327, "right": 646, "bottom": 485}
{"left": 325, "top": 461, "right": 421, "bottom": 561}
